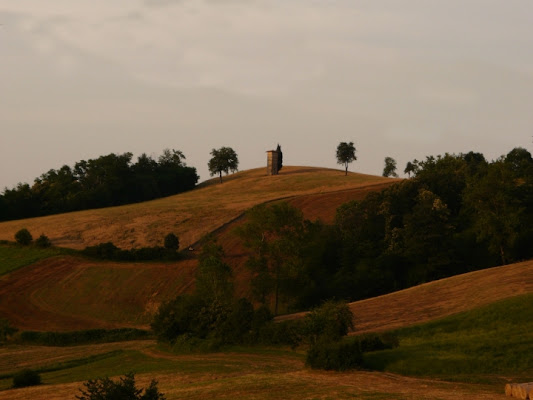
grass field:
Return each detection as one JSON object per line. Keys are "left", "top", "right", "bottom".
{"left": 0, "top": 243, "right": 71, "bottom": 276}
{"left": 0, "top": 341, "right": 511, "bottom": 400}
{"left": 363, "top": 293, "right": 533, "bottom": 383}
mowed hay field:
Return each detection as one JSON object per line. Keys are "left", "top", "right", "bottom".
{"left": 0, "top": 167, "right": 395, "bottom": 250}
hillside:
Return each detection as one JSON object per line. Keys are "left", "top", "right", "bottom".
{"left": 277, "top": 259, "right": 533, "bottom": 334}
{"left": 0, "top": 167, "right": 396, "bottom": 331}
{"left": 0, "top": 166, "right": 394, "bottom": 250}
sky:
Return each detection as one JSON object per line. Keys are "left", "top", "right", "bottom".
{"left": 2, "top": 1, "right": 533, "bottom": 189}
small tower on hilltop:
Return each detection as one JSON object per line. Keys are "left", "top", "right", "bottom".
{"left": 266, "top": 144, "right": 283, "bottom": 176}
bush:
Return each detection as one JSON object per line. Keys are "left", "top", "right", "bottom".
{"left": 12, "top": 369, "right": 41, "bottom": 388}
{"left": 0, "top": 318, "right": 18, "bottom": 343}
{"left": 355, "top": 332, "right": 399, "bottom": 352}
{"left": 306, "top": 339, "right": 363, "bottom": 371}
{"left": 14, "top": 228, "right": 32, "bottom": 245}
{"left": 303, "top": 300, "right": 354, "bottom": 344}
{"left": 35, "top": 234, "right": 52, "bottom": 248}
{"left": 164, "top": 233, "right": 179, "bottom": 250}
{"left": 77, "top": 373, "right": 165, "bottom": 400}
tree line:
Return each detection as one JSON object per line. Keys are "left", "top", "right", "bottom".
{"left": 234, "top": 147, "right": 533, "bottom": 313}
{"left": 0, "top": 149, "right": 199, "bottom": 221}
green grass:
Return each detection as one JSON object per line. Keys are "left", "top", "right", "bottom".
{"left": 0, "top": 243, "right": 74, "bottom": 276}
{"left": 363, "top": 293, "right": 533, "bottom": 382}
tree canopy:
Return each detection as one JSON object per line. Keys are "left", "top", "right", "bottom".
{"left": 0, "top": 149, "right": 198, "bottom": 221}
{"left": 208, "top": 147, "right": 239, "bottom": 183}
{"left": 336, "top": 142, "right": 357, "bottom": 176}
{"left": 382, "top": 157, "right": 398, "bottom": 178}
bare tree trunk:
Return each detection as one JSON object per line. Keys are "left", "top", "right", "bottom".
{"left": 219, "top": 171, "right": 222, "bottom": 184}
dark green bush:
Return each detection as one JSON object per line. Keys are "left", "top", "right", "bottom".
{"left": 356, "top": 332, "right": 399, "bottom": 352}
{"left": 77, "top": 372, "right": 165, "bottom": 400}
{"left": 164, "top": 233, "right": 179, "bottom": 250}
{"left": 306, "top": 339, "right": 363, "bottom": 371}
{"left": 14, "top": 228, "right": 32, "bottom": 245}
{"left": 303, "top": 300, "right": 354, "bottom": 344}
{"left": 12, "top": 369, "right": 41, "bottom": 388}
{"left": 35, "top": 234, "right": 52, "bottom": 248}
{"left": 82, "top": 242, "right": 181, "bottom": 261}
{"left": 0, "top": 318, "right": 18, "bottom": 343}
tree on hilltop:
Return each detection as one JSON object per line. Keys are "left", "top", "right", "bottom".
{"left": 336, "top": 142, "right": 357, "bottom": 176}
{"left": 382, "top": 157, "right": 398, "bottom": 178}
{"left": 208, "top": 147, "right": 239, "bottom": 183}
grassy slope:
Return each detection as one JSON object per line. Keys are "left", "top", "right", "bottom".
{"left": 363, "top": 293, "right": 533, "bottom": 382}
{"left": 0, "top": 244, "right": 70, "bottom": 276}
{"left": 0, "top": 166, "right": 394, "bottom": 250}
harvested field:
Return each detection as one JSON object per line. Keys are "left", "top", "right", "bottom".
{"left": 0, "top": 256, "right": 196, "bottom": 331}
{"left": 0, "top": 167, "right": 396, "bottom": 250}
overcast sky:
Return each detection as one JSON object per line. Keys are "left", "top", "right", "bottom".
{"left": 2, "top": 1, "right": 533, "bottom": 189}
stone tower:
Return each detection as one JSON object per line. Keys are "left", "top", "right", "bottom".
{"left": 266, "top": 150, "right": 279, "bottom": 175}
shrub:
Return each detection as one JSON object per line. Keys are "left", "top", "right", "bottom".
{"left": 306, "top": 339, "right": 363, "bottom": 371}
{"left": 14, "top": 228, "right": 32, "bottom": 245}
{"left": 77, "top": 373, "right": 166, "bottom": 400}
{"left": 35, "top": 234, "right": 52, "bottom": 248}
{"left": 0, "top": 318, "right": 18, "bottom": 343}
{"left": 12, "top": 369, "right": 41, "bottom": 388}
{"left": 164, "top": 233, "right": 179, "bottom": 250}
{"left": 355, "top": 332, "right": 399, "bottom": 352}
{"left": 303, "top": 300, "right": 354, "bottom": 344}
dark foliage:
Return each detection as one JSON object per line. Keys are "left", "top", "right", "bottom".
{"left": 0, "top": 318, "right": 18, "bottom": 343}
{"left": 35, "top": 234, "right": 52, "bottom": 248}
{"left": 77, "top": 373, "right": 165, "bottom": 400}
{"left": 82, "top": 242, "right": 181, "bottom": 262}
{"left": 12, "top": 369, "right": 41, "bottom": 388}
{"left": 14, "top": 228, "right": 32, "bottom": 245}
{"left": 0, "top": 149, "right": 198, "bottom": 221}
{"left": 163, "top": 233, "right": 179, "bottom": 251}
{"left": 291, "top": 148, "right": 533, "bottom": 309}
{"left": 306, "top": 339, "right": 363, "bottom": 371}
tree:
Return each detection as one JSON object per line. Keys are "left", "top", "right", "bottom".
{"left": 208, "top": 147, "right": 239, "bottom": 183}
{"left": 35, "top": 234, "right": 51, "bottom": 248}
{"left": 336, "top": 142, "right": 357, "bottom": 176}
{"left": 404, "top": 160, "right": 419, "bottom": 178}
{"left": 15, "top": 228, "right": 32, "bottom": 245}
{"left": 236, "top": 202, "right": 307, "bottom": 314}
{"left": 77, "top": 373, "right": 165, "bottom": 400}
{"left": 195, "top": 240, "right": 233, "bottom": 304}
{"left": 163, "top": 233, "right": 179, "bottom": 251}
{"left": 276, "top": 144, "right": 283, "bottom": 172}
{"left": 382, "top": 157, "right": 398, "bottom": 178}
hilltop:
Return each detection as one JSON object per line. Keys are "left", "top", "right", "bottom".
{"left": 0, "top": 166, "right": 395, "bottom": 250}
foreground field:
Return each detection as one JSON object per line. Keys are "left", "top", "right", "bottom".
{"left": 0, "top": 340, "right": 511, "bottom": 400}
{"left": 0, "top": 167, "right": 395, "bottom": 250}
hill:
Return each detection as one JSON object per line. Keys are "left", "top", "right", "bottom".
{"left": 0, "top": 166, "right": 394, "bottom": 250}
{"left": 0, "top": 167, "right": 396, "bottom": 331}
